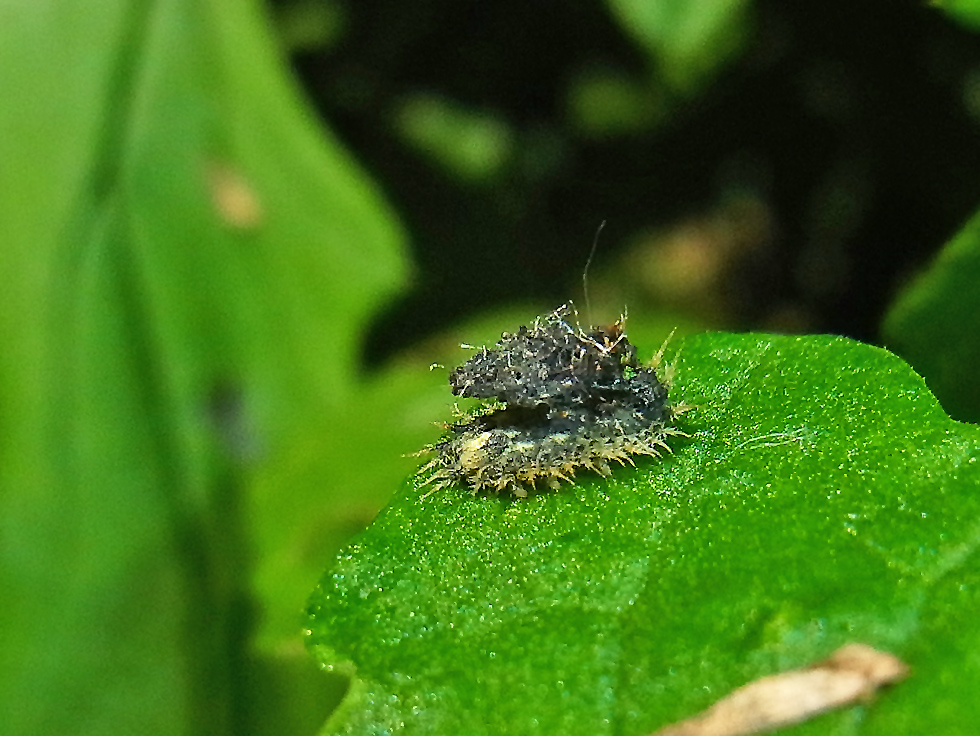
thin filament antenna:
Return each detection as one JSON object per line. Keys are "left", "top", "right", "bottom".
{"left": 583, "top": 220, "right": 606, "bottom": 326}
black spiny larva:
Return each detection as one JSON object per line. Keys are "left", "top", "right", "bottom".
{"left": 419, "top": 304, "right": 684, "bottom": 498}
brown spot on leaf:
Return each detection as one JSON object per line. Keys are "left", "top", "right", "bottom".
{"left": 207, "top": 161, "right": 264, "bottom": 230}
{"left": 652, "top": 643, "right": 909, "bottom": 736}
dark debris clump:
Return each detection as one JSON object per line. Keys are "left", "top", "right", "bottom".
{"left": 420, "top": 305, "right": 684, "bottom": 497}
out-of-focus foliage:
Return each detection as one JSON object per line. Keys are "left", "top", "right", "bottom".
{"left": 373, "top": 0, "right": 752, "bottom": 183}
{"left": 0, "top": 1, "right": 409, "bottom": 734}
{"left": 393, "top": 94, "right": 515, "bottom": 184}
{"left": 565, "top": 66, "right": 664, "bottom": 139}
{"left": 883, "top": 210, "right": 980, "bottom": 423}
{"left": 287, "top": 0, "right": 980, "bottom": 355}
{"left": 607, "top": 0, "right": 753, "bottom": 93}
{"left": 937, "top": 0, "right": 980, "bottom": 31}
{"left": 880, "top": 0, "right": 980, "bottom": 425}
{"left": 275, "top": 0, "right": 347, "bottom": 53}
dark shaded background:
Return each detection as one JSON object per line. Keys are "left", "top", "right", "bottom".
{"left": 273, "top": 0, "right": 980, "bottom": 362}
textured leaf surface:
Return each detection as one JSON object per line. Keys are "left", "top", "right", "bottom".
{"left": 0, "top": 1, "right": 406, "bottom": 734}
{"left": 308, "top": 333, "right": 980, "bottom": 735}
{"left": 883, "top": 209, "right": 980, "bottom": 423}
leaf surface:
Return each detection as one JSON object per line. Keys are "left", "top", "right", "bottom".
{"left": 883, "top": 209, "right": 980, "bottom": 423}
{"left": 0, "top": 1, "right": 406, "bottom": 734}
{"left": 308, "top": 333, "right": 980, "bottom": 735}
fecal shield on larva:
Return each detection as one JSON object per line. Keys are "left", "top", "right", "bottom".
{"left": 420, "top": 305, "right": 684, "bottom": 498}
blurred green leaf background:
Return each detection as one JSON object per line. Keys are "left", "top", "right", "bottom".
{"left": 4, "top": 0, "right": 980, "bottom": 734}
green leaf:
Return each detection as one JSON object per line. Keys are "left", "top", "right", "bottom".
{"left": 307, "top": 333, "right": 980, "bottom": 735}
{"left": 606, "top": 0, "right": 753, "bottom": 94}
{"left": 565, "top": 66, "right": 664, "bottom": 139}
{"left": 393, "top": 94, "right": 515, "bottom": 184}
{"left": 934, "top": 0, "right": 980, "bottom": 31}
{"left": 882, "top": 209, "right": 980, "bottom": 423}
{"left": 0, "top": 1, "right": 406, "bottom": 735}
